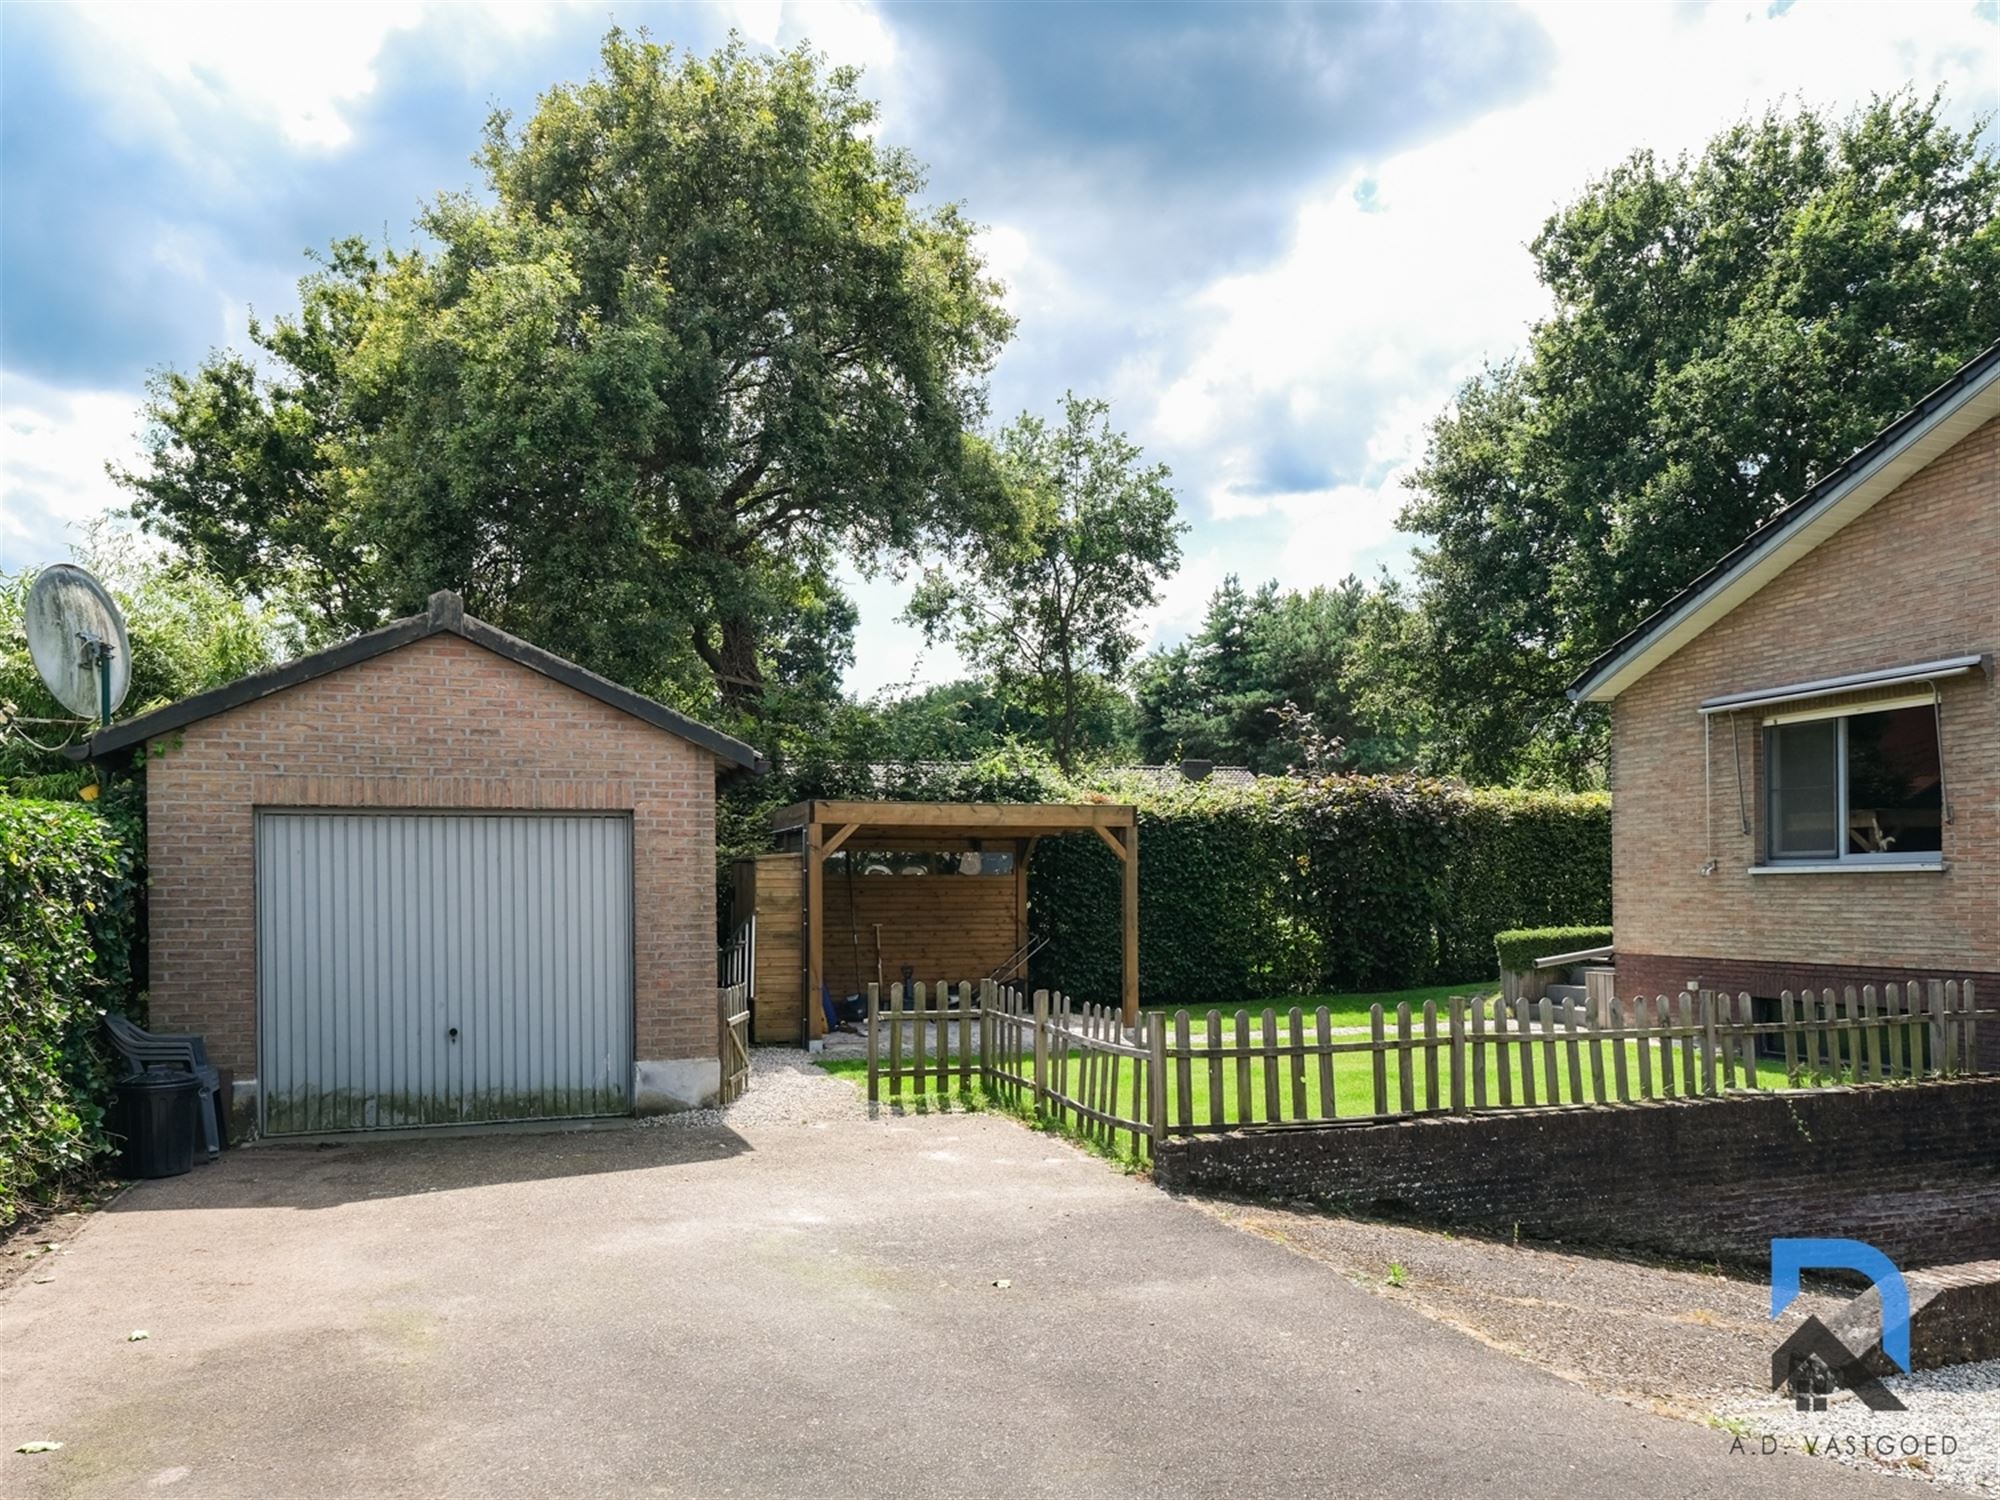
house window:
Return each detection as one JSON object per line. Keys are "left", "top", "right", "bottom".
{"left": 1764, "top": 704, "right": 1943, "bottom": 864}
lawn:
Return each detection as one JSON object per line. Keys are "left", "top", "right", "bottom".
{"left": 1141, "top": 980, "right": 1499, "bottom": 1032}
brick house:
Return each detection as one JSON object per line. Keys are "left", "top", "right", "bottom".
{"left": 1569, "top": 341, "right": 1998, "bottom": 1062}
{"left": 77, "top": 591, "right": 763, "bottom": 1133}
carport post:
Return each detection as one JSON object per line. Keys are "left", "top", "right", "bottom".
{"left": 1121, "top": 818, "right": 1139, "bottom": 1028}
{"left": 805, "top": 812, "right": 825, "bottom": 1044}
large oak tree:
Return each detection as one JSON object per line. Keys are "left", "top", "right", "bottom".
{"left": 118, "top": 32, "right": 1014, "bottom": 720}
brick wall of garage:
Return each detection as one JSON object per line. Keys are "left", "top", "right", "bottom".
{"left": 1610, "top": 415, "right": 1999, "bottom": 998}
{"left": 144, "top": 632, "right": 718, "bottom": 1080}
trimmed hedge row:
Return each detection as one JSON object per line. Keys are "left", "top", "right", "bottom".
{"left": 1494, "top": 925, "right": 1615, "bottom": 974}
{"left": 0, "top": 796, "right": 139, "bottom": 1224}
{"left": 1031, "top": 774, "right": 1610, "bottom": 1007}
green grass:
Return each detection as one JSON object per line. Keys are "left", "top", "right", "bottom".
{"left": 1141, "top": 981, "right": 1499, "bottom": 1032}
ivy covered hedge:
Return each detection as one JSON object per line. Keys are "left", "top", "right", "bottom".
{"left": 1, "top": 794, "right": 140, "bottom": 1224}
{"left": 1030, "top": 774, "right": 1610, "bottom": 1007}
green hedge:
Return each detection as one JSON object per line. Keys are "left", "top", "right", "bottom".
{"left": 1494, "top": 926, "right": 1615, "bottom": 974}
{"left": 0, "top": 795, "right": 139, "bottom": 1223}
{"left": 1032, "top": 774, "right": 1610, "bottom": 1006}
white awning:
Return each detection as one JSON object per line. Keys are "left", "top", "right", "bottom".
{"left": 1697, "top": 654, "right": 1986, "bottom": 717}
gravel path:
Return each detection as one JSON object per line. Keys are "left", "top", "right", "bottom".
{"left": 1721, "top": 1362, "right": 2000, "bottom": 1495}
{"left": 639, "top": 1047, "right": 866, "bottom": 1130}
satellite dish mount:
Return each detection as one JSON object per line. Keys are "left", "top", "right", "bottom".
{"left": 21, "top": 563, "right": 132, "bottom": 736}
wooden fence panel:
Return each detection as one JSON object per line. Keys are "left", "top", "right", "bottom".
{"left": 859, "top": 976, "right": 1988, "bottom": 1152}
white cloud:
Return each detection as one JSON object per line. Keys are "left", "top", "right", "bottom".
{"left": 59, "top": 1, "right": 564, "bottom": 154}
{"left": 0, "top": 374, "right": 146, "bottom": 568}
{"left": 1150, "top": 1, "right": 2000, "bottom": 573}
{"left": 63, "top": 2, "right": 420, "bottom": 150}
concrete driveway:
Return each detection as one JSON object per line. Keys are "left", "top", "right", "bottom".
{"left": 3, "top": 1065, "right": 1903, "bottom": 1499}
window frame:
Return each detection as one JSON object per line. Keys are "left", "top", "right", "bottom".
{"left": 1759, "top": 695, "right": 1945, "bottom": 869}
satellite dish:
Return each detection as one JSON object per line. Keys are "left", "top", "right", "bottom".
{"left": 25, "top": 564, "right": 130, "bottom": 723}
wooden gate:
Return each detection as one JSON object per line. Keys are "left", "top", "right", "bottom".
{"left": 720, "top": 980, "right": 752, "bottom": 1104}
{"left": 718, "top": 919, "right": 754, "bottom": 1105}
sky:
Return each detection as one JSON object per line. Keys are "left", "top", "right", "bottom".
{"left": 2, "top": 1, "right": 1997, "bottom": 699}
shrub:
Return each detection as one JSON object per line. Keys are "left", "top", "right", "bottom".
{"left": 0, "top": 795, "right": 139, "bottom": 1223}
{"left": 1032, "top": 773, "right": 1610, "bottom": 1006}
{"left": 1493, "top": 925, "right": 1615, "bottom": 975}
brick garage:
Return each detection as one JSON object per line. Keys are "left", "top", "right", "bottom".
{"left": 1153, "top": 1078, "right": 2000, "bottom": 1272}
{"left": 82, "top": 592, "right": 762, "bottom": 1131}
{"left": 1571, "top": 348, "right": 2000, "bottom": 1061}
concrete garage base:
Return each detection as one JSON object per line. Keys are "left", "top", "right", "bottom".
{"left": 633, "top": 1056, "right": 721, "bottom": 1112}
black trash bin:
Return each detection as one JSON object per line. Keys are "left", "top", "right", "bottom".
{"left": 116, "top": 1068, "right": 201, "bottom": 1179}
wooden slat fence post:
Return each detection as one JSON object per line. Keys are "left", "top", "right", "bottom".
{"left": 1537, "top": 997, "right": 1559, "bottom": 1105}
{"left": 1262, "top": 1010, "right": 1282, "bottom": 1124}
{"left": 866, "top": 983, "right": 881, "bottom": 1103}
{"left": 958, "top": 981, "right": 973, "bottom": 1090}
{"left": 1609, "top": 998, "right": 1630, "bottom": 1103}
{"left": 1676, "top": 992, "right": 1698, "bottom": 1097}
{"left": 1289, "top": 1005, "right": 1309, "bottom": 1121}
{"left": 1147, "top": 1012, "right": 1167, "bottom": 1154}
{"left": 1205, "top": 1009, "right": 1225, "bottom": 1131}
{"left": 1396, "top": 1002, "right": 1416, "bottom": 1116}
{"left": 1370, "top": 1005, "right": 1389, "bottom": 1116}
{"left": 1235, "top": 1010, "right": 1254, "bottom": 1127}
{"left": 1422, "top": 1000, "right": 1441, "bottom": 1113}
{"left": 1449, "top": 997, "right": 1467, "bottom": 1114}
{"left": 1173, "top": 1011, "right": 1193, "bottom": 1135}
{"left": 1792, "top": 992, "right": 1808, "bottom": 1088}
{"left": 1856, "top": 980, "right": 1872, "bottom": 1088}
{"left": 1587, "top": 1002, "right": 1607, "bottom": 1105}
{"left": 889, "top": 983, "right": 905, "bottom": 1096}
{"left": 1316, "top": 1004, "right": 1336, "bottom": 1120}
{"left": 1032, "top": 989, "right": 1049, "bottom": 1112}
{"left": 1472, "top": 995, "right": 1490, "bottom": 1110}
{"left": 1513, "top": 999, "right": 1537, "bottom": 1107}
{"left": 1700, "top": 990, "right": 1720, "bottom": 1096}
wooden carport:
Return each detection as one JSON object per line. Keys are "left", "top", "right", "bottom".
{"left": 769, "top": 800, "right": 1139, "bottom": 1042}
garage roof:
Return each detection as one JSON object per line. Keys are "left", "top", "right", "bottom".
{"left": 73, "top": 590, "right": 765, "bottom": 771}
{"left": 1567, "top": 337, "right": 2000, "bottom": 704}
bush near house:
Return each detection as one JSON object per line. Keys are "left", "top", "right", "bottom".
{"left": 0, "top": 793, "right": 141, "bottom": 1225}
{"left": 1493, "top": 925, "right": 1616, "bottom": 976}
{"left": 1031, "top": 774, "right": 1610, "bottom": 1007}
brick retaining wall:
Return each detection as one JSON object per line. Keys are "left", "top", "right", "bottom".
{"left": 1153, "top": 1078, "right": 2000, "bottom": 1271}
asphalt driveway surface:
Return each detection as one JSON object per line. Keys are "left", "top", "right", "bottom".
{"left": 2, "top": 1073, "right": 1906, "bottom": 1499}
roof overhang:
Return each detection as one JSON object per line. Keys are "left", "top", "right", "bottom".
{"left": 1570, "top": 341, "right": 2000, "bottom": 705}
{"left": 72, "top": 590, "right": 765, "bottom": 771}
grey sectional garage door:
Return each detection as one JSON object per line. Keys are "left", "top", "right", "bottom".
{"left": 256, "top": 812, "right": 633, "bottom": 1134}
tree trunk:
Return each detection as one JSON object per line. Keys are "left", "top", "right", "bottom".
{"left": 703, "top": 610, "right": 765, "bottom": 716}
